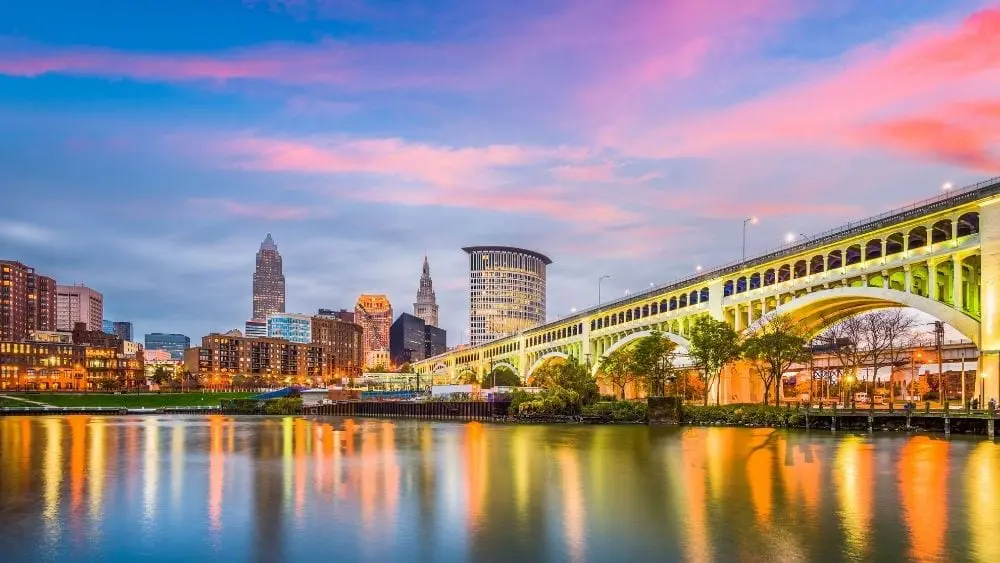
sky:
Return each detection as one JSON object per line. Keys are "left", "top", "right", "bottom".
{"left": 2, "top": 0, "right": 1000, "bottom": 345}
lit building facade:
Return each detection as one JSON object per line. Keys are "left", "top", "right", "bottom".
{"left": 244, "top": 319, "right": 267, "bottom": 338}
{"left": 252, "top": 233, "right": 285, "bottom": 322}
{"left": 312, "top": 313, "right": 363, "bottom": 378}
{"left": 267, "top": 312, "right": 312, "bottom": 344}
{"left": 424, "top": 324, "right": 447, "bottom": 358}
{"left": 0, "top": 339, "right": 144, "bottom": 391}
{"left": 318, "top": 308, "right": 355, "bottom": 323}
{"left": 144, "top": 333, "right": 190, "bottom": 361}
{"left": 463, "top": 246, "right": 550, "bottom": 346}
{"left": 187, "top": 333, "right": 338, "bottom": 388}
{"left": 413, "top": 256, "right": 440, "bottom": 327}
{"left": 1, "top": 260, "right": 56, "bottom": 341}
{"left": 355, "top": 294, "right": 392, "bottom": 369}
{"left": 56, "top": 284, "right": 103, "bottom": 332}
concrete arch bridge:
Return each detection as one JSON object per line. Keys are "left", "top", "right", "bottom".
{"left": 413, "top": 177, "right": 1000, "bottom": 404}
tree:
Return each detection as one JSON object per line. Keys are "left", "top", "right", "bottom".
{"left": 630, "top": 330, "right": 679, "bottom": 396}
{"left": 688, "top": 316, "right": 743, "bottom": 405}
{"left": 151, "top": 365, "right": 173, "bottom": 386}
{"left": 532, "top": 360, "right": 599, "bottom": 405}
{"left": 482, "top": 365, "right": 521, "bottom": 388}
{"left": 822, "top": 309, "right": 920, "bottom": 396}
{"left": 743, "top": 314, "right": 811, "bottom": 405}
{"left": 599, "top": 347, "right": 639, "bottom": 400}
{"left": 397, "top": 362, "right": 414, "bottom": 373}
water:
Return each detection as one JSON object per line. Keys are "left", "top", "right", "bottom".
{"left": 1, "top": 417, "right": 999, "bottom": 563}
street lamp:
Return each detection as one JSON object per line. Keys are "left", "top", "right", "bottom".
{"left": 598, "top": 275, "right": 611, "bottom": 306}
{"left": 942, "top": 181, "right": 954, "bottom": 191}
{"left": 742, "top": 217, "right": 758, "bottom": 261}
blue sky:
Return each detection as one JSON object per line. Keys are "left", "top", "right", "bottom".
{"left": 1, "top": 0, "right": 998, "bottom": 343}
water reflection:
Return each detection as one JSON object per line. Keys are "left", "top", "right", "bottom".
{"left": 2, "top": 417, "right": 1000, "bottom": 563}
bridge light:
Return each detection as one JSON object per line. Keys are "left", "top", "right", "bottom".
{"left": 942, "top": 181, "right": 953, "bottom": 191}
{"left": 750, "top": 216, "right": 758, "bottom": 224}
{"left": 696, "top": 265, "right": 703, "bottom": 272}
{"left": 785, "top": 232, "right": 796, "bottom": 243}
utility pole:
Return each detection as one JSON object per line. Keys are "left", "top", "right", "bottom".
{"left": 934, "top": 321, "right": 945, "bottom": 407}
{"left": 960, "top": 349, "right": 966, "bottom": 407}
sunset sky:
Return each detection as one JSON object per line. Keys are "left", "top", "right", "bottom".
{"left": 2, "top": 0, "right": 998, "bottom": 342}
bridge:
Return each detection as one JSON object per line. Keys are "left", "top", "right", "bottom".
{"left": 412, "top": 177, "right": 1000, "bottom": 405}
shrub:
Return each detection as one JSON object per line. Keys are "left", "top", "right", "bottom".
{"left": 681, "top": 404, "right": 795, "bottom": 427}
{"left": 582, "top": 400, "right": 648, "bottom": 422}
{"left": 265, "top": 398, "right": 303, "bottom": 415}
{"left": 516, "top": 388, "right": 581, "bottom": 416}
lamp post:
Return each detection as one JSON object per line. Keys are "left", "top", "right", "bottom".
{"left": 598, "top": 275, "right": 611, "bottom": 306}
{"left": 742, "top": 217, "right": 758, "bottom": 261}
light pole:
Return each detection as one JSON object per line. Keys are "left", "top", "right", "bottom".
{"left": 598, "top": 275, "right": 611, "bottom": 306}
{"left": 742, "top": 217, "right": 758, "bottom": 261}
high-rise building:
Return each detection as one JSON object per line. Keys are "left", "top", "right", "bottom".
{"left": 413, "top": 256, "right": 439, "bottom": 327}
{"left": 355, "top": 294, "right": 392, "bottom": 369}
{"left": 1, "top": 261, "right": 56, "bottom": 341}
{"left": 463, "top": 246, "right": 550, "bottom": 346}
{"left": 102, "top": 320, "right": 133, "bottom": 341}
{"left": 244, "top": 319, "right": 267, "bottom": 339}
{"left": 252, "top": 233, "right": 285, "bottom": 322}
{"left": 144, "top": 333, "right": 190, "bottom": 361}
{"left": 424, "top": 324, "right": 447, "bottom": 359}
{"left": 390, "top": 312, "right": 427, "bottom": 365}
{"left": 56, "top": 284, "right": 103, "bottom": 332}
{"left": 312, "top": 313, "right": 363, "bottom": 378}
{"left": 267, "top": 313, "right": 312, "bottom": 344}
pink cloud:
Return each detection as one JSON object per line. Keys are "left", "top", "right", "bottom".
{"left": 612, "top": 6, "right": 1000, "bottom": 162}
{"left": 187, "top": 198, "right": 317, "bottom": 220}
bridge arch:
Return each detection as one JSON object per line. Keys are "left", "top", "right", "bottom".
{"left": 432, "top": 362, "right": 447, "bottom": 374}
{"left": 593, "top": 330, "right": 693, "bottom": 375}
{"left": 748, "top": 286, "right": 980, "bottom": 345}
{"left": 526, "top": 352, "right": 570, "bottom": 380}
{"left": 489, "top": 361, "right": 519, "bottom": 378}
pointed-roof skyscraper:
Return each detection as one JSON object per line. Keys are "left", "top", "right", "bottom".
{"left": 252, "top": 233, "right": 285, "bottom": 321}
{"left": 413, "top": 255, "right": 439, "bottom": 327}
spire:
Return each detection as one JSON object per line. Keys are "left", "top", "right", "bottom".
{"left": 260, "top": 233, "right": 277, "bottom": 251}
{"left": 422, "top": 255, "right": 430, "bottom": 276}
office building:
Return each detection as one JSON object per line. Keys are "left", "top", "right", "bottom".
{"left": 1, "top": 260, "right": 56, "bottom": 341}
{"left": 267, "top": 312, "right": 312, "bottom": 344}
{"left": 144, "top": 333, "right": 190, "bottom": 361}
{"left": 312, "top": 313, "right": 363, "bottom": 378}
{"left": 56, "top": 284, "right": 103, "bottom": 332}
{"left": 390, "top": 312, "right": 427, "bottom": 365}
{"left": 318, "top": 308, "right": 355, "bottom": 323}
{"left": 252, "top": 233, "right": 285, "bottom": 322}
{"left": 424, "top": 324, "right": 447, "bottom": 359}
{"left": 413, "top": 256, "right": 440, "bottom": 327}
{"left": 463, "top": 246, "right": 550, "bottom": 345}
{"left": 244, "top": 319, "right": 267, "bottom": 338}
{"left": 355, "top": 294, "right": 392, "bottom": 369}
{"left": 102, "top": 320, "right": 133, "bottom": 341}
{"left": 187, "top": 333, "right": 337, "bottom": 388}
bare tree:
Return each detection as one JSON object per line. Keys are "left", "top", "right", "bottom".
{"left": 821, "top": 308, "right": 920, "bottom": 399}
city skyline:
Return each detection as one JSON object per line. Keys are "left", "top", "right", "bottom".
{"left": 2, "top": 1, "right": 998, "bottom": 345}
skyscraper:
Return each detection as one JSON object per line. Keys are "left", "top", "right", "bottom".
{"left": 56, "top": 284, "right": 103, "bottom": 332}
{"left": 144, "top": 333, "right": 190, "bottom": 361}
{"left": 463, "top": 246, "right": 550, "bottom": 346}
{"left": 413, "top": 256, "right": 439, "bottom": 327}
{"left": 355, "top": 294, "right": 392, "bottom": 369}
{"left": 103, "top": 320, "right": 133, "bottom": 341}
{"left": 252, "top": 233, "right": 285, "bottom": 322}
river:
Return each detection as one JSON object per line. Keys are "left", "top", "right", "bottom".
{"left": 1, "top": 416, "right": 999, "bottom": 562}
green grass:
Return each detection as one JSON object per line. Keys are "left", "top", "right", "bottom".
{"left": 0, "top": 397, "right": 32, "bottom": 408}
{"left": 3, "top": 392, "right": 254, "bottom": 408}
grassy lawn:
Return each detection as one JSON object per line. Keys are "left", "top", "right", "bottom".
{"left": 0, "top": 397, "right": 32, "bottom": 408}
{"left": 3, "top": 392, "right": 254, "bottom": 408}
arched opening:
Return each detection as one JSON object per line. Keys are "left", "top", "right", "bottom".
{"left": 931, "top": 219, "right": 952, "bottom": 244}
{"left": 809, "top": 255, "right": 825, "bottom": 275}
{"left": 626, "top": 310, "right": 633, "bottom": 322}
{"left": 957, "top": 212, "right": 979, "bottom": 237}
{"left": 670, "top": 297, "right": 678, "bottom": 310}
{"left": 778, "top": 264, "right": 791, "bottom": 283}
{"left": 659, "top": 299, "right": 668, "bottom": 312}
{"left": 865, "top": 238, "right": 882, "bottom": 260}
{"left": 679, "top": 294, "right": 688, "bottom": 307}
{"left": 885, "top": 232, "right": 905, "bottom": 256}
{"left": 689, "top": 290, "right": 699, "bottom": 305}
{"left": 908, "top": 226, "right": 927, "bottom": 250}
{"left": 793, "top": 260, "right": 808, "bottom": 279}
{"left": 527, "top": 352, "right": 569, "bottom": 382}
{"left": 763, "top": 269, "right": 776, "bottom": 286}
{"left": 749, "top": 273, "right": 761, "bottom": 290}
{"left": 618, "top": 312, "right": 625, "bottom": 323}
{"left": 736, "top": 276, "right": 748, "bottom": 293}
{"left": 723, "top": 280, "right": 734, "bottom": 297}
{"left": 845, "top": 244, "right": 862, "bottom": 266}
{"left": 634, "top": 307, "right": 641, "bottom": 319}
{"left": 700, "top": 287, "right": 709, "bottom": 302}
{"left": 827, "top": 250, "right": 843, "bottom": 270}
{"left": 650, "top": 302, "right": 659, "bottom": 315}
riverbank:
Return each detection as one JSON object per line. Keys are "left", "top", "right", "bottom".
{"left": 0, "top": 392, "right": 252, "bottom": 408}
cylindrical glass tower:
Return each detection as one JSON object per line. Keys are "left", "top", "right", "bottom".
{"left": 463, "top": 246, "right": 551, "bottom": 346}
